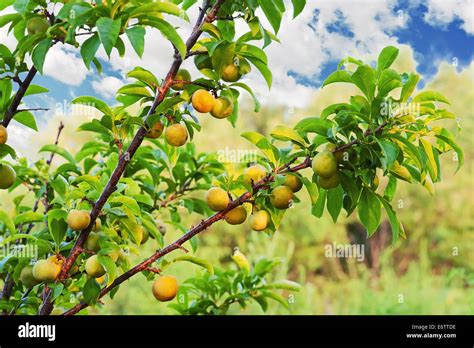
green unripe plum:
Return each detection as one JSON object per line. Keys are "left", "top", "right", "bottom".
{"left": 0, "top": 164, "right": 16, "bottom": 189}
{"left": 270, "top": 186, "right": 294, "bottom": 210}
{"left": 205, "top": 187, "right": 230, "bottom": 211}
{"left": 20, "top": 265, "right": 40, "bottom": 288}
{"left": 141, "top": 228, "right": 149, "bottom": 245}
{"left": 312, "top": 151, "right": 338, "bottom": 178}
{"left": 283, "top": 175, "right": 303, "bottom": 192}
{"left": 84, "top": 232, "right": 101, "bottom": 252}
{"left": 317, "top": 172, "right": 340, "bottom": 189}
{"left": 27, "top": 17, "right": 50, "bottom": 35}
{"left": 210, "top": 97, "right": 233, "bottom": 119}
{"left": 85, "top": 255, "right": 105, "bottom": 278}
{"left": 155, "top": 220, "right": 167, "bottom": 236}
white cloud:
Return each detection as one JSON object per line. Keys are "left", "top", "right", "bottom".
{"left": 424, "top": 0, "right": 474, "bottom": 34}
{"left": 91, "top": 75, "right": 124, "bottom": 99}
{"left": 43, "top": 45, "right": 89, "bottom": 86}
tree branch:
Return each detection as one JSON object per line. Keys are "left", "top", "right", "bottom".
{"left": 1, "top": 122, "right": 65, "bottom": 314}
{"left": 2, "top": 67, "right": 38, "bottom": 128}
{"left": 39, "top": 0, "right": 226, "bottom": 316}
{"left": 61, "top": 122, "right": 393, "bottom": 316}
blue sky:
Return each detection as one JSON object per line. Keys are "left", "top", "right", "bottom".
{"left": 4, "top": 0, "right": 474, "bottom": 121}
{"left": 288, "top": 2, "right": 474, "bottom": 89}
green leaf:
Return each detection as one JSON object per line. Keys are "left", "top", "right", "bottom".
{"left": 257, "top": 0, "right": 282, "bottom": 33}
{"left": 127, "top": 67, "right": 158, "bottom": 88}
{"left": 435, "top": 134, "right": 463, "bottom": 173}
{"left": 74, "top": 175, "right": 102, "bottom": 192}
{"left": 25, "top": 84, "right": 48, "bottom": 96}
{"left": 357, "top": 188, "right": 381, "bottom": 236}
{"left": 130, "top": 2, "right": 188, "bottom": 20}
{"left": 47, "top": 209, "right": 68, "bottom": 246}
{"left": 420, "top": 138, "right": 438, "bottom": 180}
{"left": 241, "top": 131, "right": 278, "bottom": 164}
{"left": 212, "top": 41, "right": 236, "bottom": 77}
{"left": 96, "top": 17, "right": 121, "bottom": 57}
{"left": 126, "top": 26, "right": 145, "bottom": 58}
{"left": 238, "top": 44, "right": 268, "bottom": 64}
{"left": 230, "top": 82, "right": 260, "bottom": 112}
{"left": 110, "top": 196, "right": 141, "bottom": 216}
{"left": 311, "top": 187, "right": 326, "bottom": 218}
{"left": 83, "top": 278, "right": 101, "bottom": 305}
{"left": 39, "top": 144, "right": 75, "bottom": 164}
{"left": 164, "top": 255, "right": 214, "bottom": 275}
{"left": 201, "top": 23, "right": 221, "bottom": 39}
{"left": 263, "top": 279, "right": 301, "bottom": 291}
{"left": 386, "top": 133, "right": 423, "bottom": 170}
{"left": 72, "top": 96, "right": 113, "bottom": 116}
{"left": 291, "top": 0, "right": 306, "bottom": 18}
{"left": 0, "top": 210, "right": 16, "bottom": 235}
{"left": 351, "top": 65, "right": 375, "bottom": 101}
{"left": 97, "top": 255, "right": 117, "bottom": 286}
{"left": 147, "top": 18, "right": 186, "bottom": 59}
{"left": 263, "top": 291, "right": 289, "bottom": 309}
{"left": 413, "top": 91, "right": 450, "bottom": 104}
{"left": 80, "top": 33, "right": 101, "bottom": 69}
{"left": 14, "top": 211, "right": 43, "bottom": 225}
{"left": 246, "top": 56, "right": 272, "bottom": 89}
{"left": 13, "top": 0, "right": 29, "bottom": 13}
{"left": 377, "top": 69, "right": 402, "bottom": 97}
{"left": 322, "top": 70, "right": 352, "bottom": 88}
{"left": 0, "top": 144, "right": 17, "bottom": 159}
{"left": 378, "top": 195, "right": 402, "bottom": 245}
{"left": 384, "top": 176, "right": 397, "bottom": 202}
{"left": 400, "top": 73, "right": 419, "bottom": 102}
{"left": 302, "top": 177, "right": 318, "bottom": 205}
{"left": 294, "top": 117, "right": 331, "bottom": 136}
{"left": 376, "top": 139, "right": 399, "bottom": 170}
{"left": 376, "top": 46, "right": 399, "bottom": 75}
{"left": 31, "top": 38, "right": 52, "bottom": 74}
{"left": 0, "top": 234, "right": 37, "bottom": 248}
{"left": 326, "top": 185, "right": 344, "bottom": 223}
{"left": 217, "top": 20, "right": 235, "bottom": 41}
{"left": 270, "top": 125, "right": 306, "bottom": 147}
{"left": 14, "top": 111, "right": 38, "bottom": 131}
{"left": 0, "top": 1, "right": 15, "bottom": 12}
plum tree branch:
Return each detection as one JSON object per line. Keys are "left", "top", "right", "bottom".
{"left": 61, "top": 122, "right": 394, "bottom": 316}
{"left": 38, "top": 0, "right": 226, "bottom": 316}
{"left": 62, "top": 157, "right": 312, "bottom": 315}
{"left": 1, "top": 122, "right": 64, "bottom": 314}
{"left": 2, "top": 67, "right": 37, "bottom": 128}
